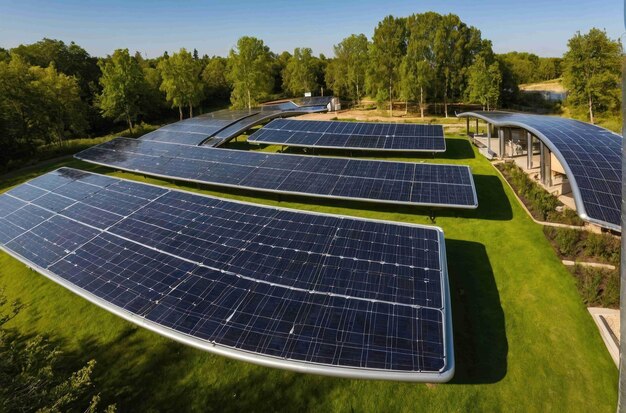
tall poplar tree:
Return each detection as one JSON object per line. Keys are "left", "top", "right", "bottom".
{"left": 328, "top": 34, "right": 369, "bottom": 104}
{"left": 97, "top": 49, "right": 144, "bottom": 133}
{"left": 158, "top": 48, "right": 204, "bottom": 120}
{"left": 227, "top": 36, "right": 273, "bottom": 109}
{"left": 368, "top": 16, "right": 406, "bottom": 116}
{"left": 562, "top": 28, "right": 622, "bottom": 124}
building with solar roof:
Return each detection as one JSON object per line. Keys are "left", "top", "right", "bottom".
{"left": 458, "top": 111, "right": 621, "bottom": 232}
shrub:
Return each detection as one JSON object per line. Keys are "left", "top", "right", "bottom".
{"left": 497, "top": 162, "right": 585, "bottom": 225}
{"left": 571, "top": 266, "right": 620, "bottom": 308}
{"left": 553, "top": 228, "right": 582, "bottom": 257}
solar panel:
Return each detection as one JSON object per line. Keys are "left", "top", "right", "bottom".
{"left": 459, "top": 111, "right": 621, "bottom": 230}
{"left": 75, "top": 138, "right": 477, "bottom": 209}
{"left": 247, "top": 119, "right": 446, "bottom": 152}
{"left": 205, "top": 107, "right": 329, "bottom": 148}
{"left": 0, "top": 168, "right": 454, "bottom": 381}
{"left": 141, "top": 109, "right": 260, "bottom": 145}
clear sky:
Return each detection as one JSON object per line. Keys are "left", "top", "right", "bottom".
{"left": 0, "top": 0, "right": 623, "bottom": 58}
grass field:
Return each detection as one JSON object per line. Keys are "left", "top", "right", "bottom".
{"left": 0, "top": 133, "right": 618, "bottom": 412}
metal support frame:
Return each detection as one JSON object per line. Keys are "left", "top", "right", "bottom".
{"left": 527, "top": 132, "right": 533, "bottom": 169}
{"left": 540, "top": 142, "right": 552, "bottom": 187}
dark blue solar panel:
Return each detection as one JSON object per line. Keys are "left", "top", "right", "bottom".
{"left": 0, "top": 168, "right": 452, "bottom": 379}
{"left": 248, "top": 119, "right": 446, "bottom": 152}
{"left": 75, "top": 138, "right": 477, "bottom": 209}
{"left": 461, "top": 111, "right": 621, "bottom": 230}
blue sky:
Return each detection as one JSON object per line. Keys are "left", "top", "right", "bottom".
{"left": 0, "top": 0, "right": 623, "bottom": 58}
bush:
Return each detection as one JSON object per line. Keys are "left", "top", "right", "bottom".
{"left": 553, "top": 228, "right": 582, "bottom": 257}
{"left": 571, "top": 266, "right": 620, "bottom": 308}
{"left": 497, "top": 162, "right": 585, "bottom": 225}
{"left": 584, "top": 233, "right": 621, "bottom": 266}
{"left": 543, "top": 227, "right": 621, "bottom": 266}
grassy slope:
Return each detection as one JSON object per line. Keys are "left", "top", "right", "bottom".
{"left": 0, "top": 135, "right": 617, "bottom": 412}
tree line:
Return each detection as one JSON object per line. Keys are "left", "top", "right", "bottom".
{"left": 0, "top": 12, "right": 621, "bottom": 169}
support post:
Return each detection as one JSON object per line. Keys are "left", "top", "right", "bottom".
{"left": 475, "top": 119, "right": 479, "bottom": 135}
{"left": 466, "top": 118, "right": 469, "bottom": 136}
{"left": 527, "top": 132, "right": 532, "bottom": 169}
{"left": 487, "top": 124, "right": 492, "bottom": 152}
{"left": 498, "top": 128, "right": 504, "bottom": 158}
{"left": 540, "top": 142, "right": 552, "bottom": 186}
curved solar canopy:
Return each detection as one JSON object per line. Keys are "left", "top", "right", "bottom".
{"left": 0, "top": 168, "right": 454, "bottom": 382}
{"left": 141, "top": 109, "right": 260, "bottom": 145}
{"left": 458, "top": 111, "right": 622, "bottom": 231}
{"left": 247, "top": 119, "right": 446, "bottom": 152}
{"left": 140, "top": 103, "right": 329, "bottom": 147}
{"left": 75, "top": 138, "right": 478, "bottom": 209}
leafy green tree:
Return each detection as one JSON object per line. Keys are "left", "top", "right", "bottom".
{"left": 31, "top": 64, "right": 88, "bottom": 144}
{"left": 328, "top": 34, "right": 369, "bottom": 104}
{"left": 202, "top": 56, "right": 231, "bottom": 103}
{"left": 368, "top": 16, "right": 407, "bottom": 115}
{"left": 400, "top": 14, "right": 438, "bottom": 118}
{"left": 227, "top": 36, "right": 273, "bottom": 109}
{"left": 97, "top": 49, "right": 145, "bottom": 133}
{"left": 495, "top": 55, "right": 520, "bottom": 107}
{"left": 0, "top": 288, "right": 115, "bottom": 412}
{"left": 11, "top": 38, "right": 100, "bottom": 101}
{"left": 562, "top": 28, "right": 622, "bottom": 123}
{"left": 158, "top": 48, "right": 204, "bottom": 119}
{"left": 0, "top": 55, "right": 87, "bottom": 166}
{"left": 498, "top": 52, "right": 540, "bottom": 85}
{"left": 467, "top": 55, "right": 502, "bottom": 110}
{"left": 537, "top": 57, "right": 562, "bottom": 81}
{"left": 282, "top": 47, "right": 319, "bottom": 96}
{"left": 433, "top": 14, "right": 487, "bottom": 117}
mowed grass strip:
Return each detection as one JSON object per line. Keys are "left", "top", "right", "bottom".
{"left": 0, "top": 135, "right": 617, "bottom": 412}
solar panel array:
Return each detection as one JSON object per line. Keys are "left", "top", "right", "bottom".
{"left": 459, "top": 111, "right": 621, "bottom": 230}
{"left": 247, "top": 119, "right": 446, "bottom": 152}
{"left": 0, "top": 168, "right": 453, "bottom": 381}
{"left": 141, "top": 109, "right": 259, "bottom": 146}
{"left": 75, "top": 138, "right": 478, "bottom": 209}
{"left": 205, "top": 106, "right": 328, "bottom": 148}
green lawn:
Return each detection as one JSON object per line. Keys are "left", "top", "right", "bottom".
{"left": 0, "top": 135, "right": 617, "bottom": 412}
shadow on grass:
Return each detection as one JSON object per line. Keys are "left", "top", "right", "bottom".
{"left": 73, "top": 325, "right": 344, "bottom": 412}
{"left": 446, "top": 239, "right": 507, "bottom": 384}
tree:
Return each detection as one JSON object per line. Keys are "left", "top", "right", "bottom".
{"left": 270, "top": 51, "right": 291, "bottom": 95}
{"left": 227, "top": 36, "right": 273, "bottom": 109}
{"left": 0, "top": 56, "right": 87, "bottom": 167}
{"left": 158, "top": 48, "right": 204, "bottom": 119}
{"left": 400, "top": 14, "right": 438, "bottom": 118}
{"left": 368, "top": 16, "right": 406, "bottom": 116}
{"left": 0, "top": 288, "right": 115, "bottom": 412}
{"left": 11, "top": 38, "right": 100, "bottom": 101}
{"left": 433, "top": 14, "right": 488, "bottom": 117}
{"left": 537, "top": 57, "right": 562, "bottom": 81}
{"left": 467, "top": 55, "right": 502, "bottom": 110}
{"left": 328, "top": 34, "right": 369, "bottom": 104}
{"left": 282, "top": 47, "right": 319, "bottom": 96}
{"left": 202, "top": 56, "right": 231, "bottom": 103}
{"left": 97, "top": 49, "right": 145, "bottom": 133}
{"left": 562, "top": 28, "right": 622, "bottom": 124}
{"left": 31, "top": 64, "right": 88, "bottom": 144}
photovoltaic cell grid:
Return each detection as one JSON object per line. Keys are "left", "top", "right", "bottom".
{"left": 247, "top": 119, "right": 446, "bottom": 152}
{"left": 459, "top": 111, "right": 621, "bottom": 230}
{"left": 75, "top": 138, "right": 477, "bottom": 209}
{"left": 205, "top": 106, "right": 329, "bottom": 148}
{"left": 140, "top": 109, "right": 260, "bottom": 145}
{"left": 0, "top": 168, "right": 453, "bottom": 381}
